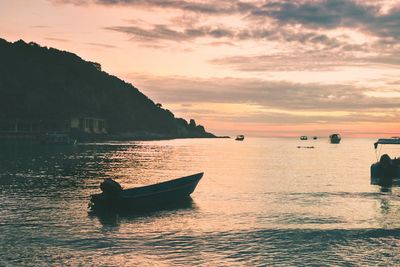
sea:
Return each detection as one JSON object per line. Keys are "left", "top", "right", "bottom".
{"left": 1, "top": 137, "right": 399, "bottom": 266}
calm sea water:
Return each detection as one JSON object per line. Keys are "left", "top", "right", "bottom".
{"left": 1, "top": 138, "right": 399, "bottom": 266}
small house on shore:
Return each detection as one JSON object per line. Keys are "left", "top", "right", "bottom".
{"left": 70, "top": 117, "right": 106, "bottom": 134}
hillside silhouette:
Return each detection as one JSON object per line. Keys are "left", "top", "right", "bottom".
{"left": 0, "top": 38, "right": 215, "bottom": 139}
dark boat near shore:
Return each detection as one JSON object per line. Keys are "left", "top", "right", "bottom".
{"left": 90, "top": 172, "right": 203, "bottom": 210}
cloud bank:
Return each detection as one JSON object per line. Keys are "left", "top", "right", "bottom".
{"left": 47, "top": 0, "right": 400, "bottom": 135}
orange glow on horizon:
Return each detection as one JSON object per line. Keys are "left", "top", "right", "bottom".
{"left": 202, "top": 119, "right": 400, "bottom": 138}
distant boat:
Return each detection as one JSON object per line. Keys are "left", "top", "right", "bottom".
{"left": 300, "top": 136, "right": 308, "bottom": 140}
{"left": 235, "top": 135, "right": 245, "bottom": 141}
{"left": 313, "top": 136, "right": 318, "bottom": 140}
{"left": 89, "top": 172, "right": 204, "bottom": 210}
{"left": 329, "top": 134, "right": 341, "bottom": 144}
{"left": 371, "top": 138, "right": 400, "bottom": 186}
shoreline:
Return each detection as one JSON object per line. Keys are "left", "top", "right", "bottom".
{"left": 0, "top": 133, "right": 231, "bottom": 144}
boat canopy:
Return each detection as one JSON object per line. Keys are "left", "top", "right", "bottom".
{"left": 374, "top": 138, "right": 400, "bottom": 149}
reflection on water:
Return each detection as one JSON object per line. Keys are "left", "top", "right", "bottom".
{"left": 89, "top": 198, "right": 196, "bottom": 228}
{"left": 1, "top": 138, "right": 400, "bottom": 266}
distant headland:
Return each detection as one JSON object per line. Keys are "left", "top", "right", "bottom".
{"left": 0, "top": 38, "right": 217, "bottom": 142}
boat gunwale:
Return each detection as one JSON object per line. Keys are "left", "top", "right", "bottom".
{"left": 120, "top": 178, "right": 202, "bottom": 199}
{"left": 123, "top": 172, "right": 202, "bottom": 190}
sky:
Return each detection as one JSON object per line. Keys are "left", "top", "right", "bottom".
{"left": 1, "top": 0, "right": 400, "bottom": 137}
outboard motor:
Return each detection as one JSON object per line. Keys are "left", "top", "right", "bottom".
{"left": 100, "top": 178, "right": 123, "bottom": 196}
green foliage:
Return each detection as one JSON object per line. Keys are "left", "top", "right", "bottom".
{"left": 0, "top": 38, "right": 215, "bottom": 138}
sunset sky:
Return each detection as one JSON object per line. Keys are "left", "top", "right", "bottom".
{"left": 1, "top": 0, "right": 400, "bottom": 137}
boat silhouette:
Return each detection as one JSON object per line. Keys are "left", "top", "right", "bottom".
{"left": 90, "top": 172, "right": 203, "bottom": 210}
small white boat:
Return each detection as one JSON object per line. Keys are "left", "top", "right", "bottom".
{"left": 235, "top": 135, "right": 244, "bottom": 141}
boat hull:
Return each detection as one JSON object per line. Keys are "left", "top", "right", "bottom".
{"left": 235, "top": 135, "right": 244, "bottom": 141}
{"left": 371, "top": 162, "right": 400, "bottom": 186}
{"left": 329, "top": 134, "right": 341, "bottom": 144}
{"left": 90, "top": 172, "right": 203, "bottom": 210}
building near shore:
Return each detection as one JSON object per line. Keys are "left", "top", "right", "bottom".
{"left": 70, "top": 117, "right": 107, "bottom": 134}
{"left": 0, "top": 117, "right": 107, "bottom": 141}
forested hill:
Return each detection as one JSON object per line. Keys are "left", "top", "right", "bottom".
{"left": 0, "top": 38, "right": 215, "bottom": 139}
